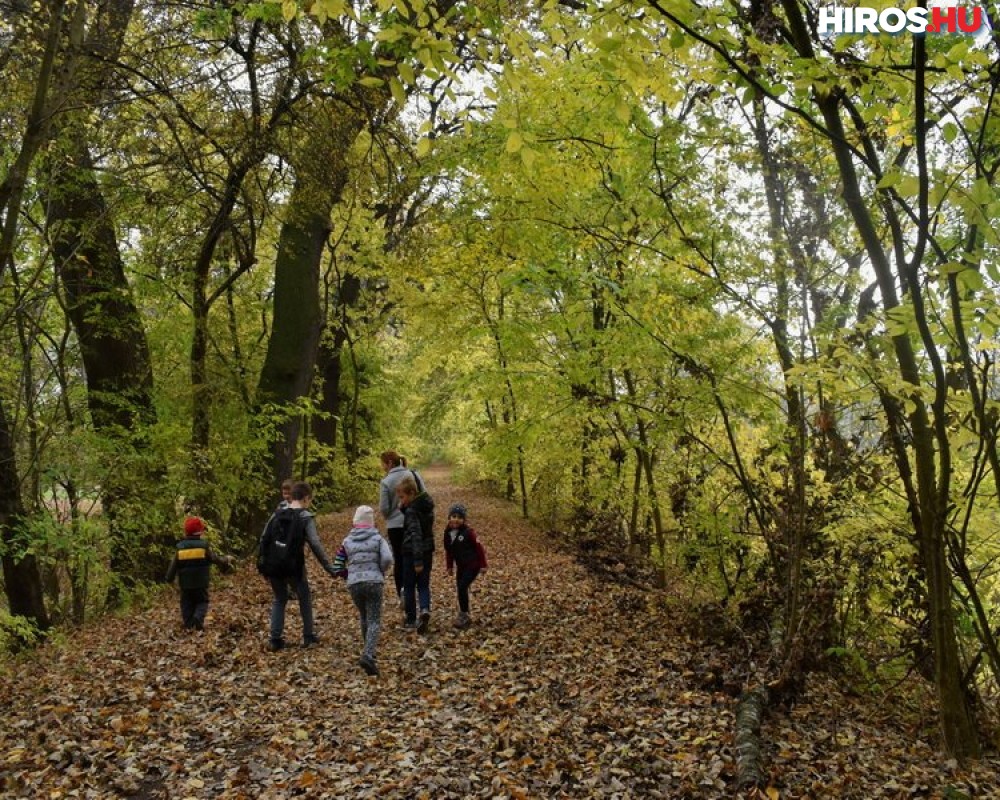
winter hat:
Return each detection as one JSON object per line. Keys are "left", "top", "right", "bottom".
{"left": 184, "top": 516, "right": 205, "bottom": 536}
{"left": 448, "top": 503, "right": 467, "bottom": 519}
{"left": 353, "top": 505, "right": 376, "bottom": 528}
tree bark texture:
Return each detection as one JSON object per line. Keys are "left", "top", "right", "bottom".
{"left": 734, "top": 685, "right": 769, "bottom": 789}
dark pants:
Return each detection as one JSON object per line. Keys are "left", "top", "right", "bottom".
{"left": 387, "top": 527, "right": 404, "bottom": 598}
{"left": 455, "top": 567, "right": 480, "bottom": 613}
{"left": 268, "top": 574, "right": 314, "bottom": 643}
{"left": 180, "top": 587, "right": 209, "bottom": 630}
{"left": 402, "top": 551, "right": 433, "bottom": 624}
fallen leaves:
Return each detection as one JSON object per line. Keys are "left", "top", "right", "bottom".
{"left": 1, "top": 467, "right": 999, "bottom": 798}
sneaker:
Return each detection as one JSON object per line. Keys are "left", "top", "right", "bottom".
{"left": 268, "top": 638, "right": 285, "bottom": 652}
{"left": 303, "top": 634, "right": 321, "bottom": 648}
{"left": 359, "top": 655, "right": 379, "bottom": 676}
{"left": 417, "top": 609, "right": 431, "bottom": 634}
{"left": 402, "top": 620, "right": 418, "bottom": 631}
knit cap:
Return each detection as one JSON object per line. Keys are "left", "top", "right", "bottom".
{"left": 184, "top": 516, "right": 205, "bottom": 536}
{"left": 353, "top": 505, "right": 376, "bottom": 528}
{"left": 448, "top": 503, "right": 467, "bottom": 519}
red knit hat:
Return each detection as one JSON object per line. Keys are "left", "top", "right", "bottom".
{"left": 184, "top": 516, "right": 205, "bottom": 536}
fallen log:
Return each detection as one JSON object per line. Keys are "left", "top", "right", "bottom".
{"left": 735, "top": 684, "right": 770, "bottom": 788}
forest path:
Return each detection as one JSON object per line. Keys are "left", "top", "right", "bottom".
{"left": 2, "top": 467, "right": 997, "bottom": 798}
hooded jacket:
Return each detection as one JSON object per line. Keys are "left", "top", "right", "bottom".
{"left": 400, "top": 491, "right": 435, "bottom": 565}
{"left": 333, "top": 526, "right": 394, "bottom": 587}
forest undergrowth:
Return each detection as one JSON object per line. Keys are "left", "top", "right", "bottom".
{"left": 2, "top": 467, "right": 998, "bottom": 799}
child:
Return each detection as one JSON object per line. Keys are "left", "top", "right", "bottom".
{"left": 396, "top": 475, "right": 435, "bottom": 633}
{"left": 259, "top": 481, "right": 338, "bottom": 651}
{"left": 332, "top": 505, "right": 394, "bottom": 675}
{"left": 164, "top": 516, "right": 233, "bottom": 631}
{"left": 278, "top": 478, "right": 294, "bottom": 509}
{"left": 442, "top": 503, "right": 488, "bottom": 629}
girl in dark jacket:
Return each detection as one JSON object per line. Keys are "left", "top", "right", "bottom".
{"left": 396, "top": 475, "right": 435, "bottom": 633}
{"left": 442, "top": 503, "right": 488, "bottom": 629}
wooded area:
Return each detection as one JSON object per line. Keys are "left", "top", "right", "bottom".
{"left": 2, "top": 0, "right": 1000, "bottom": 781}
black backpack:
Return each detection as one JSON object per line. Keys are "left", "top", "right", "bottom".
{"left": 257, "top": 508, "right": 306, "bottom": 579}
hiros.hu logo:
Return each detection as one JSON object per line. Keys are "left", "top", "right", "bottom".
{"left": 817, "top": 3, "right": 991, "bottom": 34}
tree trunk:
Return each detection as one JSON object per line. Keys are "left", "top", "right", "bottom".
{"left": 255, "top": 174, "right": 333, "bottom": 484}
{"left": 0, "top": 396, "right": 49, "bottom": 633}
{"left": 314, "top": 273, "right": 361, "bottom": 453}
{"left": 45, "top": 134, "right": 166, "bottom": 592}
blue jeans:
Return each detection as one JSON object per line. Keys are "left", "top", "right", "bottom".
{"left": 269, "top": 574, "right": 314, "bottom": 643}
{"left": 402, "top": 552, "right": 433, "bottom": 624}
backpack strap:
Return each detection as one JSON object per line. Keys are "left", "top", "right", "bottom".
{"left": 411, "top": 470, "right": 425, "bottom": 493}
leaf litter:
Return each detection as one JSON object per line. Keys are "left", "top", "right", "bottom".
{"left": 1, "top": 467, "right": 998, "bottom": 798}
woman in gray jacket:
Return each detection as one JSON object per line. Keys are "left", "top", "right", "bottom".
{"left": 378, "top": 450, "right": 410, "bottom": 604}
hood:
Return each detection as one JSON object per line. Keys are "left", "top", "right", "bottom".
{"left": 410, "top": 492, "right": 434, "bottom": 514}
{"left": 347, "top": 526, "right": 379, "bottom": 542}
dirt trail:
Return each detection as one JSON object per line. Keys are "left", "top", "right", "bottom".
{"left": 2, "top": 467, "right": 997, "bottom": 798}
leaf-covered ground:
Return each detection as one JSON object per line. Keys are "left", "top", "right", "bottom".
{"left": 3, "top": 468, "right": 999, "bottom": 799}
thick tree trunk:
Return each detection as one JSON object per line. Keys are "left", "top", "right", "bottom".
{"left": 255, "top": 175, "right": 333, "bottom": 484}
{"left": 47, "top": 143, "right": 155, "bottom": 432}
{"left": 314, "top": 273, "right": 361, "bottom": 454}
{"left": 314, "top": 333, "right": 346, "bottom": 452}
{"left": 46, "top": 135, "right": 166, "bottom": 592}
{"left": 0, "top": 396, "right": 49, "bottom": 633}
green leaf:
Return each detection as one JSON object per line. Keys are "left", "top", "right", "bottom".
{"left": 614, "top": 99, "right": 631, "bottom": 124}
{"left": 957, "top": 268, "right": 984, "bottom": 293}
{"left": 877, "top": 170, "right": 900, "bottom": 189}
{"left": 895, "top": 175, "right": 920, "bottom": 197}
{"left": 389, "top": 76, "right": 406, "bottom": 106}
{"left": 416, "top": 137, "right": 433, "bottom": 158}
{"left": 505, "top": 131, "right": 523, "bottom": 153}
{"left": 398, "top": 62, "right": 416, "bottom": 85}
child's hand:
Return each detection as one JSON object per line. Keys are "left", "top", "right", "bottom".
{"left": 414, "top": 563, "right": 424, "bottom": 574}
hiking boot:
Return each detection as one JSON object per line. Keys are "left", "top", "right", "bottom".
{"left": 417, "top": 609, "right": 431, "bottom": 634}
{"left": 359, "top": 655, "right": 379, "bottom": 676}
{"left": 454, "top": 612, "right": 470, "bottom": 629}
{"left": 268, "top": 638, "right": 285, "bottom": 652}
{"left": 303, "top": 634, "right": 321, "bottom": 648}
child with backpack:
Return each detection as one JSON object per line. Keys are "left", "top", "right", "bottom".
{"left": 164, "top": 516, "right": 233, "bottom": 631}
{"left": 331, "top": 505, "right": 394, "bottom": 675}
{"left": 257, "top": 481, "right": 337, "bottom": 651}
{"left": 442, "top": 503, "right": 488, "bottom": 629}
